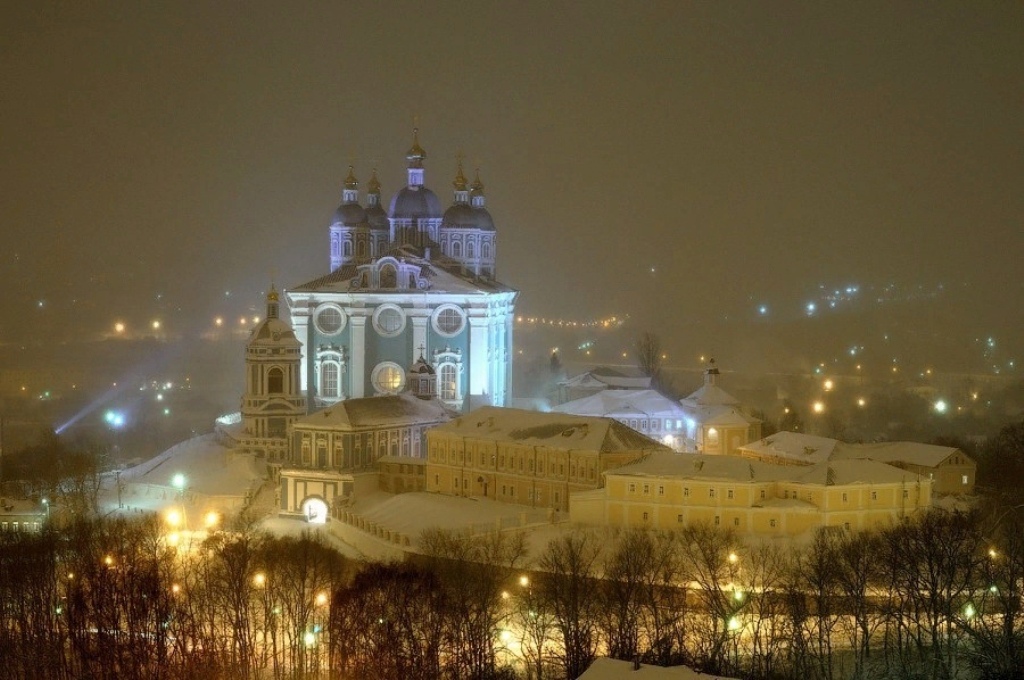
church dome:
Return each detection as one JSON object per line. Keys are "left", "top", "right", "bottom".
{"left": 472, "top": 207, "right": 495, "bottom": 232}
{"left": 389, "top": 186, "right": 442, "bottom": 220}
{"left": 441, "top": 203, "right": 495, "bottom": 231}
{"left": 366, "top": 204, "right": 388, "bottom": 230}
{"left": 441, "top": 203, "right": 476, "bottom": 228}
{"left": 331, "top": 202, "right": 368, "bottom": 227}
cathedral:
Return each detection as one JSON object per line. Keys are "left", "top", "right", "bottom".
{"left": 285, "top": 130, "right": 518, "bottom": 413}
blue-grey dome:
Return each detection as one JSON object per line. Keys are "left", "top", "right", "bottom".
{"left": 389, "top": 186, "right": 442, "bottom": 220}
{"left": 441, "top": 203, "right": 476, "bottom": 229}
{"left": 366, "top": 204, "right": 389, "bottom": 230}
{"left": 442, "top": 203, "right": 495, "bottom": 232}
{"left": 331, "top": 203, "right": 368, "bottom": 227}
{"left": 472, "top": 207, "right": 495, "bottom": 232}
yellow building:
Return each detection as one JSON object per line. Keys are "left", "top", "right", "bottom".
{"left": 572, "top": 451, "right": 932, "bottom": 537}
{"left": 736, "top": 431, "right": 976, "bottom": 495}
{"left": 425, "top": 407, "right": 671, "bottom": 511}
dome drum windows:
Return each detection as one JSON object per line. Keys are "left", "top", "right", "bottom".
{"left": 314, "top": 304, "right": 346, "bottom": 336}
{"left": 431, "top": 304, "right": 466, "bottom": 337}
{"left": 372, "top": 304, "right": 406, "bottom": 337}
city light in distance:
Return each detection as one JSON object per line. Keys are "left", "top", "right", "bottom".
{"left": 812, "top": 401, "right": 825, "bottom": 414}
{"left": 934, "top": 400, "right": 948, "bottom": 414}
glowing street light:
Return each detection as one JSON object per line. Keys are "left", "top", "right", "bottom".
{"left": 171, "top": 473, "right": 187, "bottom": 492}
{"left": 812, "top": 401, "right": 825, "bottom": 414}
{"left": 934, "top": 399, "right": 948, "bottom": 414}
{"left": 253, "top": 572, "right": 267, "bottom": 587}
{"left": 104, "top": 410, "right": 126, "bottom": 428}
{"left": 114, "top": 322, "right": 126, "bottom": 334}
{"left": 165, "top": 509, "right": 182, "bottom": 527}
{"left": 519, "top": 575, "right": 530, "bottom": 588}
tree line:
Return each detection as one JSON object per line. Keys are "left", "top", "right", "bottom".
{"left": 1, "top": 501, "right": 1022, "bottom": 680}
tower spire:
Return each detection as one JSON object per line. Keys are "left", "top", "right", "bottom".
{"left": 406, "top": 126, "right": 427, "bottom": 187}
{"left": 470, "top": 168, "right": 486, "bottom": 208}
{"left": 266, "top": 284, "right": 280, "bottom": 320}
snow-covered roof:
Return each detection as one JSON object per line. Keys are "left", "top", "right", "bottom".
{"left": 294, "top": 393, "right": 452, "bottom": 431}
{"left": 605, "top": 451, "right": 926, "bottom": 487}
{"left": 124, "top": 434, "right": 266, "bottom": 497}
{"left": 679, "top": 401, "right": 759, "bottom": 428}
{"left": 431, "top": 407, "right": 671, "bottom": 453}
{"left": 559, "top": 367, "right": 652, "bottom": 390}
{"left": 738, "top": 431, "right": 840, "bottom": 464}
{"left": 741, "top": 432, "right": 965, "bottom": 469}
{"left": 578, "top": 657, "right": 739, "bottom": 680}
{"left": 290, "top": 246, "right": 514, "bottom": 295}
{"left": 681, "top": 382, "right": 741, "bottom": 407}
{"left": 832, "top": 441, "right": 961, "bottom": 468}
{"left": 552, "top": 389, "right": 687, "bottom": 420}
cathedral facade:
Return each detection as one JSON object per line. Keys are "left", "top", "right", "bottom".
{"left": 285, "top": 131, "right": 517, "bottom": 412}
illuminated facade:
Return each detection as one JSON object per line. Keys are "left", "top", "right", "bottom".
{"left": 425, "top": 407, "right": 671, "bottom": 512}
{"left": 277, "top": 359, "right": 453, "bottom": 519}
{"left": 572, "top": 451, "right": 932, "bottom": 537}
{"left": 286, "top": 130, "right": 517, "bottom": 413}
{"left": 734, "top": 431, "right": 976, "bottom": 495}
{"left": 551, "top": 389, "right": 692, "bottom": 451}
{"left": 240, "top": 287, "right": 307, "bottom": 458}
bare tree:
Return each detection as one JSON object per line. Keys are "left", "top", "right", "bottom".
{"left": 420, "top": 528, "right": 527, "bottom": 679}
{"left": 538, "top": 530, "right": 602, "bottom": 680}
{"left": 633, "top": 332, "right": 669, "bottom": 395}
{"left": 677, "top": 523, "right": 741, "bottom": 676}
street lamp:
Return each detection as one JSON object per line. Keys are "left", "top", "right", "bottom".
{"left": 41, "top": 498, "right": 50, "bottom": 521}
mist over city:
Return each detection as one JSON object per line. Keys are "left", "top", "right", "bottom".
{"left": 1, "top": 3, "right": 1023, "bottom": 680}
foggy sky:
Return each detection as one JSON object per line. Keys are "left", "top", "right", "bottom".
{"left": 2, "top": 1, "right": 1022, "bottom": 349}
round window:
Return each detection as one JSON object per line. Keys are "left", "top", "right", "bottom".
{"left": 432, "top": 305, "right": 466, "bottom": 337}
{"left": 373, "top": 305, "right": 405, "bottom": 337}
{"left": 314, "top": 305, "right": 346, "bottom": 335}
{"left": 371, "top": 361, "right": 405, "bottom": 394}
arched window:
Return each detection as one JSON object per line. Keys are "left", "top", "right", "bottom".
{"left": 439, "top": 364, "right": 458, "bottom": 401}
{"left": 357, "top": 241, "right": 366, "bottom": 257}
{"left": 452, "top": 241, "right": 462, "bottom": 258}
{"left": 267, "top": 367, "right": 284, "bottom": 394}
{"left": 482, "top": 242, "right": 491, "bottom": 259}
{"left": 321, "top": 362, "right": 340, "bottom": 398}
{"left": 343, "top": 241, "right": 352, "bottom": 257}
{"left": 466, "top": 240, "right": 475, "bottom": 258}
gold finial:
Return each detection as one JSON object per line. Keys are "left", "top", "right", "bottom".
{"left": 471, "top": 168, "right": 484, "bottom": 194}
{"left": 267, "top": 284, "right": 279, "bottom": 303}
{"left": 344, "top": 165, "right": 358, "bottom": 190}
{"left": 407, "top": 125, "right": 426, "bottom": 166}
{"left": 367, "top": 167, "right": 381, "bottom": 194}
{"left": 452, "top": 154, "right": 468, "bottom": 191}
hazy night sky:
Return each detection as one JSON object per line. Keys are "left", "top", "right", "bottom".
{"left": 2, "top": 1, "right": 1022, "bottom": 363}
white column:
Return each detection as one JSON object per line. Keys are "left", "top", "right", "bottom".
{"left": 350, "top": 315, "right": 366, "bottom": 398}
{"left": 411, "top": 314, "right": 428, "bottom": 359}
{"left": 291, "top": 302, "right": 311, "bottom": 392}
{"left": 469, "top": 315, "right": 489, "bottom": 402}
